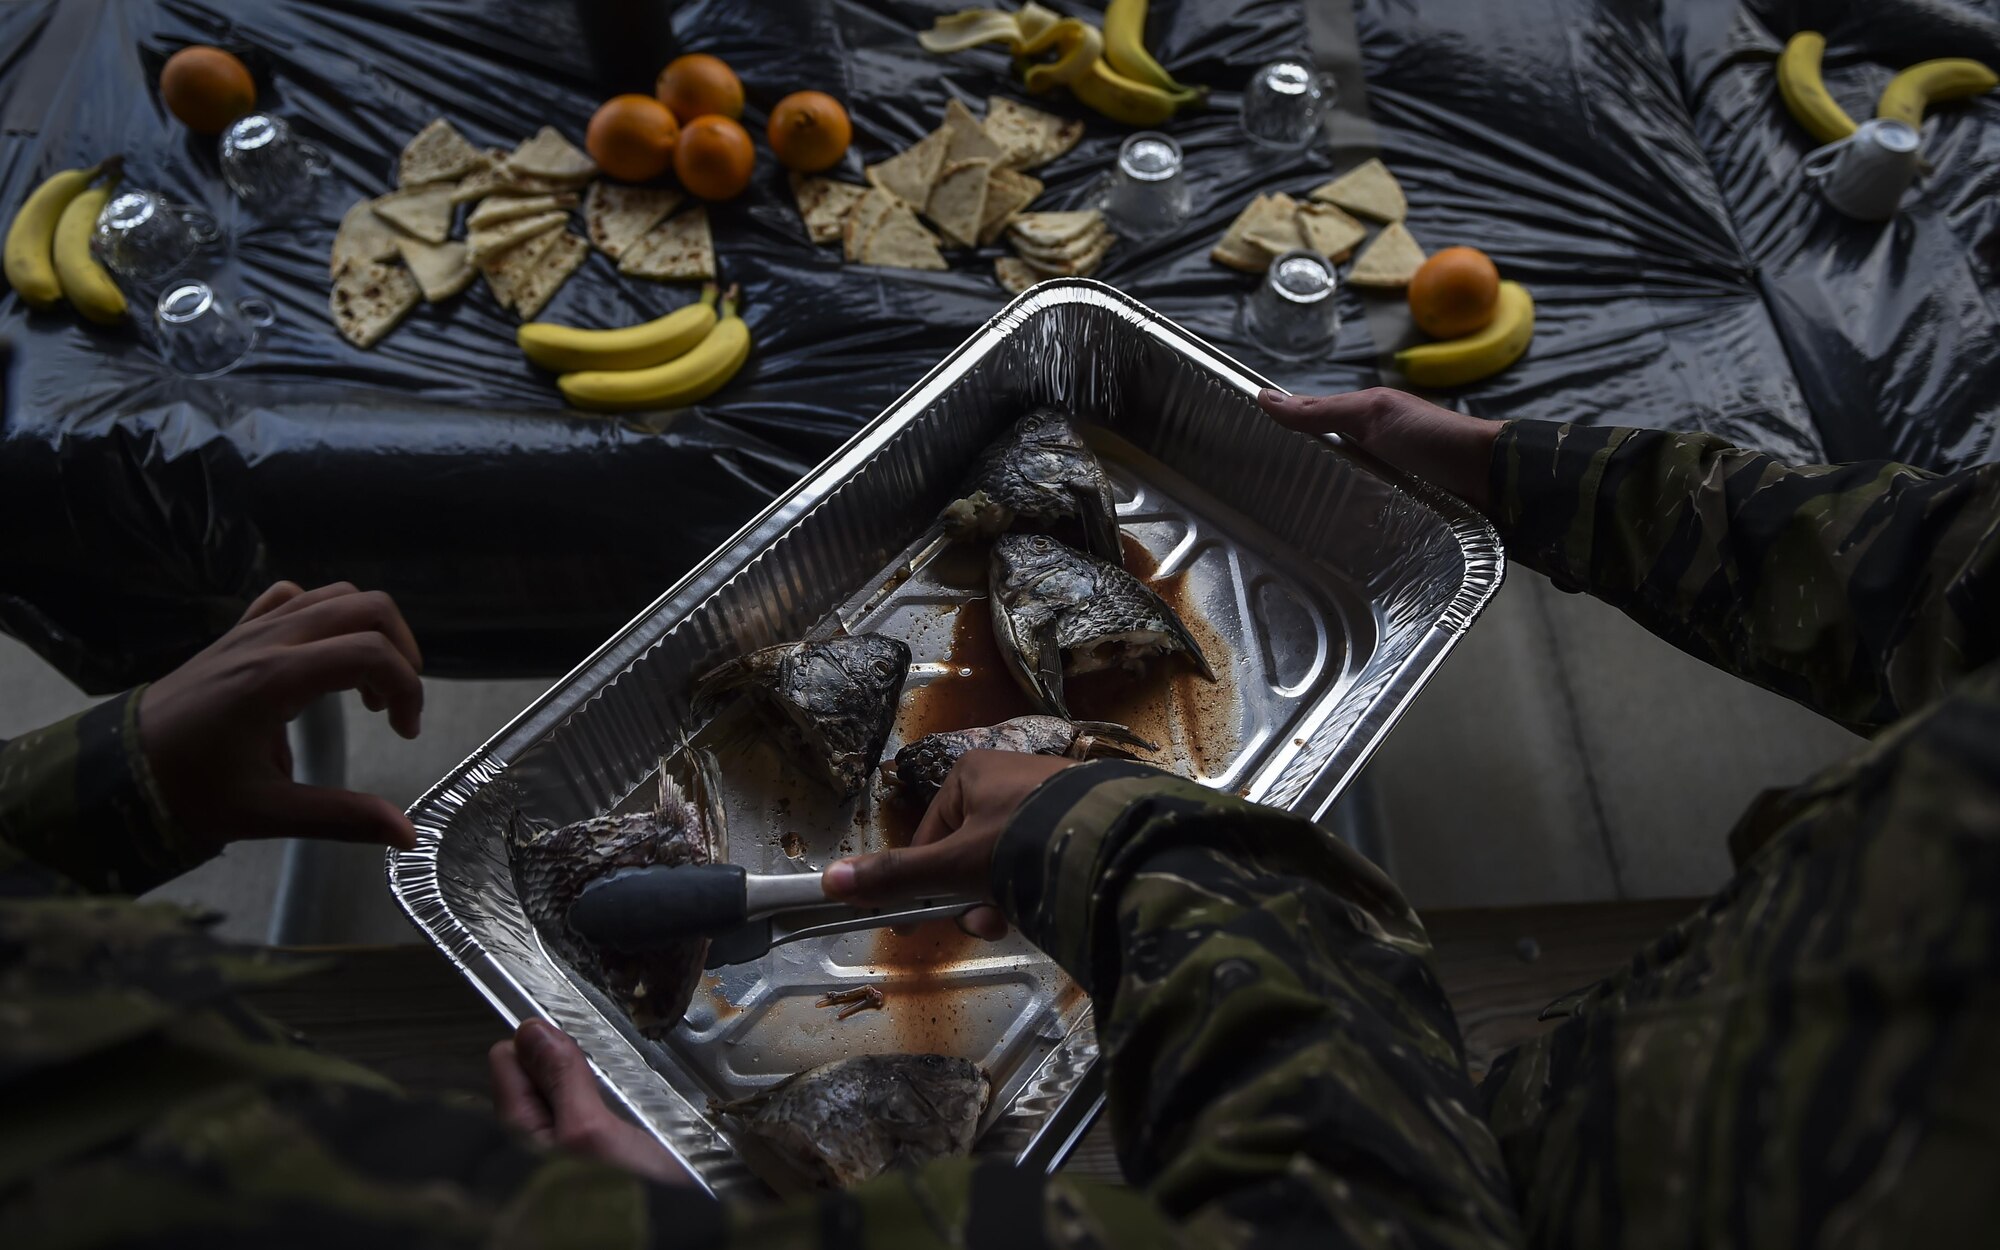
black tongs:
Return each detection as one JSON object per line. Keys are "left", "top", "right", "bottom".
{"left": 567, "top": 863, "right": 981, "bottom": 969}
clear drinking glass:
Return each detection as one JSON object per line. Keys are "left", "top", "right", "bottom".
{"left": 154, "top": 280, "right": 274, "bottom": 378}
{"left": 1102, "top": 131, "right": 1191, "bottom": 238}
{"left": 92, "top": 189, "right": 219, "bottom": 284}
{"left": 220, "top": 114, "right": 331, "bottom": 208}
{"left": 1241, "top": 59, "right": 1337, "bottom": 150}
{"left": 1245, "top": 249, "right": 1341, "bottom": 358}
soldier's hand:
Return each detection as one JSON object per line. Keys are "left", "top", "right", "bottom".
{"left": 1257, "top": 387, "right": 1501, "bottom": 512}
{"left": 140, "top": 581, "right": 423, "bottom": 854}
{"left": 490, "top": 1021, "right": 692, "bottom": 1185}
{"left": 822, "top": 750, "right": 1075, "bottom": 940}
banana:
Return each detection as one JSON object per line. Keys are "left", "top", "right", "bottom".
{"left": 520, "top": 284, "right": 717, "bottom": 372}
{"left": 1103, "top": 0, "right": 1191, "bottom": 95}
{"left": 1019, "top": 19, "right": 1104, "bottom": 94}
{"left": 918, "top": 9, "right": 1022, "bottom": 54}
{"left": 559, "top": 287, "right": 750, "bottom": 412}
{"left": 1877, "top": 57, "right": 1998, "bottom": 128}
{"left": 53, "top": 183, "right": 126, "bottom": 325}
{"left": 1069, "top": 55, "right": 1202, "bottom": 127}
{"left": 1776, "top": 32, "right": 1858, "bottom": 144}
{"left": 1393, "top": 282, "right": 1534, "bottom": 389}
{"left": 5, "top": 158, "right": 117, "bottom": 311}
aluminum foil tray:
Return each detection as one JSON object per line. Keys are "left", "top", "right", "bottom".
{"left": 388, "top": 279, "right": 1503, "bottom": 1198}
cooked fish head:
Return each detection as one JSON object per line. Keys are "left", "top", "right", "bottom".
{"left": 940, "top": 406, "right": 1122, "bottom": 564}
{"left": 886, "top": 714, "right": 1153, "bottom": 798}
{"left": 693, "top": 632, "right": 911, "bottom": 801}
{"left": 713, "top": 1053, "right": 990, "bottom": 1189}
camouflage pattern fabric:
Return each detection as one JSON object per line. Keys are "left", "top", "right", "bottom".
{"left": 3, "top": 416, "right": 1999, "bottom": 1245}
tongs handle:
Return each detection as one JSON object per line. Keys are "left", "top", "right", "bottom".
{"left": 703, "top": 897, "right": 985, "bottom": 968}
{"left": 568, "top": 864, "right": 832, "bottom": 952}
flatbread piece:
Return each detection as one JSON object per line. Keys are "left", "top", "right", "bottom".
{"left": 1244, "top": 192, "right": 1308, "bottom": 259}
{"left": 1011, "top": 222, "right": 1108, "bottom": 267}
{"left": 509, "top": 126, "right": 598, "bottom": 183}
{"left": 450, "top": 150, "right": 512, "bottom": 203}
{"left": 1008, "top": 210, "right": 1101, "bottom": 250}
{"left": 399, "top": 118, "right": 484, "bottom": 186}
{"left": 619, "top": 207, "right": 715, "bottom": 280}
{"left": 978, "top": 167, "right": 1043, "bottom": 244}
{"left": 866, "top": 127, "right": 949, "bottom": 210}
{"left": 843, "top": 188, "right": 899, "bottom": 263}
{"left": 984, "top": 97, "right": 1083, "bottom": 170}
{"left": 373, "top": 184, "right": 458, "bottom": 244}
{"left": 995, "top": 255, "right": 1039, "bottom": 295}
{"left": 469, "top": 192, "right": 578, "bottom": 230}
{"left": 481, "top": 227, "right": 562, "bottom": 312}
{"left": 790, "top": 173, "right": 869, "bottom": 245}
{"left": 942, "top": 98, "right": 1006, "bottom": 165}
{"left": 395, "top": 236, "right": 474, "bottom": 302}
{"left": 1016, "top": 229, "right": 1113, "bottom": 278}
{"left": 329, "top": 260, "right": 421, "bottom": 348}
{"left": 1347, "top": 222, "right": 1426, "bottom": 288}
{"left": 331, "top": 198, "right": 401, "bottom": 275}
{"left": 584, "top": 182, "right": 684, "bottom": 258}
{"left": 511, "top": 231, "right": 589, "bottom": 319}
{"left": 1211, "top": 195, "right": 1293, "bottom": 272}
{"left": 858, "top": 201, "right": 947, "bottom": 271}
{"left": 928, "top": 158, "right": 992, "bottom": 248}
{"left": 468, "top": 211, "right": 568, "bottom": 263}
{"left": 1297, "top": 201, "right": 1368, "bottom": 261}
{"left": 1309, "top": 157, "right": 1407, "bottom": 223}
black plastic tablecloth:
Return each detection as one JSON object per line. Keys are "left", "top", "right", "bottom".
{"left": 2, "top": 0, "right": 1996, "bottom": 690}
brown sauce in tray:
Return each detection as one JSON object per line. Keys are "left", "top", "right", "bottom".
{"left": 871, "top": 919, "right": 979, "bottom": 1052}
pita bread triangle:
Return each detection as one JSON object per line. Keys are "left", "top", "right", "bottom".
{"left": 1309, "top": 157, "right": 1406, "bottom": 223}
{"left": 1245, "top": 191, "right": 1308, "bottom": 257}
{"left": 858, "top": 201, "right": 947, "bottom": 271}
{"left": 511, "top": 231, "right": 589, "bottom": 319}
{"left": 619, "top": 207, "right": 716, "bottom": 280}
{"left": 1011, "top": 222, "right": 1107, "bottom": 266}
{"left": 331, "top": 197, "right": 401, "bottom": 275}
{"left": 1016, "top": 229, "right": 1113, "bottom": 278}
{"left": 1007, "top": 210, "right": 1100, "bottom": 249}
{"left": 394, "top": 236, "right": 474, "bottom": 302}
{"left": 450, "top": 150, "right": 512, "bottom": 202}
{"left": 509, "top": 126, "right": 597, "bottom": 182}
{"left": 843, "top": 187, "right": 898, "bottom": 263}
{"left": 481, "top": 227, "right": 562, "bottom": 311}
{"left": 928, "top": 158, "right": 992, "bottom": 248}
{"left": 995, "top": 256, "right": 1038, "bottom": 294}
{"left": 1210, "top": 195, "right": 1290, "bottom": 272}
{"left": 584, "top": 182, "right": 683, "bottom": 258}
{"left": 329, "top": 260, "right": 421, "bottom": 347}
{"left": 984, "top": 96, "right": 1083, "bottom": 170}
{"left": 1297, "top": 201, "right": 1368, "bottom": 261}
{"left": 978, "top": 166, "right": 1042, "bottom": 244}
{"left": 469, "top": 192, "right": 578, "bottom": 230}
{"left": 468, "top": 211, "right": 567, "bottom": 263}
{"left": 373, "top": 184, "right": 458, "bottom": 244}
{"left": 866, "top": 127, "right": 949, "bottom": 210}
{"left": 399, "top": 118, "right": 484, "bottom": 186}
{"left": 790, "top": 173, "right": 869, "bottom": 244}
{"left": 1347, "top": 222, "right": 1426, "bottom": 288}
{"left": 942, "top": 98, "right": 1006, "bottom": 165}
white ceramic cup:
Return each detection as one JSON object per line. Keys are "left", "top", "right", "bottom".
{"left": 1803, "top": 119, "right": 1921, "bottom": 222}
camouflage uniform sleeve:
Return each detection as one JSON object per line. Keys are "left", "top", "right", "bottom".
{"left": 0, "top": 686, "right": 208, "bottom": 896}
{"left": 1490, "top": 420, "right": 2000, "bottom": 734}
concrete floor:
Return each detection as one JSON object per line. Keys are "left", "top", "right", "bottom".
{"left": 0, "top": 566, "right": 1859, "bottom": 943}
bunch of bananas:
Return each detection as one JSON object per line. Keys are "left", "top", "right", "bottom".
{"left": 1394, "top": 282, "right": 1535, "bottom": 389}
{"left": 920, "top": 0, "right": 1204, "bottom": 127}
{"left": 519, "top": 283, "right": 752, "bottom": 413}
{"left": 1777, "top": 32, "right": 1997, "bottom": 144}
{"left": 4, "top": 157, "right": 128, "bottom": 326}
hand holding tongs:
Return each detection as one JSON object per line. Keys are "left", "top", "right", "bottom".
{"left": 566, "top": 863, "right": 982, "bottom": 969}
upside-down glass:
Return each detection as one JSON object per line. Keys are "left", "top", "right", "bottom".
{"left": 154, "top": 280, "right": 274, "bottom": 378}
{"left": 220, "top": 114, "right": 331, "bottom": 208}
{"left": 1245, "top": 249, "right": 1341, "bottom": 358}
{"left": 92, "top": 189, "right": 219, "bottom": 284}
{"left": 1102, "top": 131, "right": 1191, "bottom": 238}
{"left": 1241, "top": 59, "right": 1337, "bottom": 150}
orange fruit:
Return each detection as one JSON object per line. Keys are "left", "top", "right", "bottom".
{"left": 587, "top": 94, "right": 680, "bottom": 182}
{"left": 160, "top": 45, "right": 256, "bottom": 135}
{"left": 656, "top": 53, "right": 744, "bottom": 123}
{"left": 1408, "top": 247, "right": 1502, "bottom": 339}
{"left": 768, "top": 91, "right": 852, "bottom": 173}
{"left": 674, "top": 115, "right": 755, "bottom": 201}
